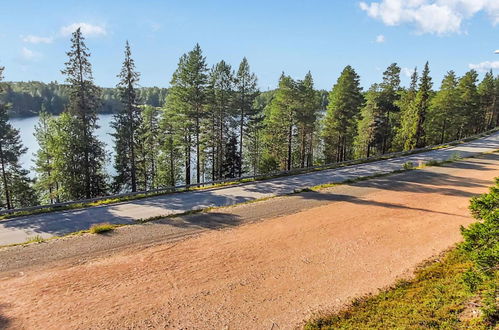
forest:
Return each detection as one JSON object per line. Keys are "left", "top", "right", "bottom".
{"left": 0, "top": 81, "right": 167, "bottom": 117}
{"left": 0, "top": 27, "right": 498, "bottom": 209}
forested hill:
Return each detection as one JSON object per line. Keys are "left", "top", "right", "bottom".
{"left": 0, "top": 81, "right": 168, "bottom": 117}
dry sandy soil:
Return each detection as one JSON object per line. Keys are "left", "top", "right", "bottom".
{"left": 0, "top": 155, "right": 498, "bottom": 329}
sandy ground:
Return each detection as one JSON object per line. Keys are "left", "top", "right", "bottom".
{"left": 0, "top": 155, "right": 498, "bottom": 329}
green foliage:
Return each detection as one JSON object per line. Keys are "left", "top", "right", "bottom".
{"left": 25, "top": 235, "right": 45, "bottom": 244}
{"left": 89, "top": 222, "right": 115, "bottom": 234}
{"left": 402, "top": 161, "right": 415, "bottom": 170}
{"left": 427, "top": 71, "right": 460, "bottom": 144}
{"left": 460, "top": 178, "right": 499, "bottom": 323}
{"left": 306, "top": 251, "right": 479, "bottom": 329}
{"left": 323, "top": 65, "right": 364, "bottom": 163}
{"left": 60, "top": 28, "right": 107, "bottom": 200}
{"left": 112, "top": 41, "right": 142, "bottom": 193}
{"left": 0, "top": 81, "right": 167, "bottom": 118}
{"left": 0, "top": 65, "right": 38, "bottom": 209}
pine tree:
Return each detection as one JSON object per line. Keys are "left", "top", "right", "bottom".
{"left": 206, "top": 60, "right": 235, "bottom": 180}
{"left": 428, "top": 71, "right": 459, "bottom": 144}
{"left": 378, "top": 63, "right": 401, "bottom": 153}
{"left": 323, "top": 65, "right": 364, "bottom": 163}
{"left": 234, "top": 57, "right": 258, "bottom": 177}
{"left": 478, "top": 70, "right": 496, "bottom": 132}
{"left": 164, "top": 44, "right": 208, "bottom": 185}
{"left": 457, "top": 70, "right": 480, "bottom": 137}
{"left": 158, "top": 106, "right": 182, "bottom": 187}
{"left": 295, "top": 72, "right": 320, "bottom": 167}
{"left": 112, "top": 41, "right": 141, "bottom": 192}
{"left": 0, "top": 65, "right": 37, "bottom": 209}
{"left": 61, "top": 28, "right": 107, "bottom": 199}
{"left": 263, "top": 73, "right": 299, "bottom": 171}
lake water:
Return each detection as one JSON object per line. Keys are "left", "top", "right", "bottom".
{"left": 10, "top": 114, "right": 116, "bottom": 178}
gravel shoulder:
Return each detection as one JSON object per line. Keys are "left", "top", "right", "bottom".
{"left": 0, "top": 153, "right": 497, "bottom": 329}
{"left": 1, "top": 132, "right": 498, "bottom": 246}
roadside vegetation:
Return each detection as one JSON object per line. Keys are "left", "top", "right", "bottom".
{"left": 306, "top": 178, "right": 499, "bottom": 329}
{"left": 89, "top": 223, "right": 115, "bottom": 234}
{"left": 1, "top": 27, "right": 499, "bottom": 212}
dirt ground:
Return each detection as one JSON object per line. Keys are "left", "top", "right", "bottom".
{"left": 0, "top": 156, "right": 498, "bottom": 329}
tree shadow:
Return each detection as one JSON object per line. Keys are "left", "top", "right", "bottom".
{"left": 0, "top": 304, "right": 12, "bottom": 329}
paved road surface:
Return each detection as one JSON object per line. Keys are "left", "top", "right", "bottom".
{"left": 1, "top": 132, "right": 498, "bottom": 245}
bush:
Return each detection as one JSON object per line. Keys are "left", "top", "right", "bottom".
{"left": 460, "top": 177, "right": 499, "bottom": 324}
{"left": 89, "top": 223, "right": 114, "bottom": 234}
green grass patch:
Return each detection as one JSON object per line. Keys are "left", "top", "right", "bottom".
{"left": 89, "top": 223, "right": 115, "bottom": 234}
{"left": 24, "top": 235, "right": 46, "bottom": 244}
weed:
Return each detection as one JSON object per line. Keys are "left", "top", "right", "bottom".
{"left": 89, "top": 223, "right": 115, "bottom": 234}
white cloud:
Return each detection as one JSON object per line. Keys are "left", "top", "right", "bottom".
{"left": 375, "top": 34, "right": 386, "bottom": 43}
{"left": 469, "top": 61, "right": 499, "bottom": 72}
{"left": 22, "top": 35, "right": 53, "bottom": 44}
{"left": 359, "top": 0, "right": 499, "bottom": 35}
{"left": 60, "top": 22, "right": 107, "bottom": 37}
{"left": 402, "top": 67, "right": 414, "bottom": 77}
{"left": 20, "top": 47, "right": 41, "bottom": 60}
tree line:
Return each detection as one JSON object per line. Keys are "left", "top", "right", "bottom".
{"left": 0, "top": 28, "right": 498, "bottom": 209}
{"left": 0, "top": 80, "right": 167, "bottom": 117}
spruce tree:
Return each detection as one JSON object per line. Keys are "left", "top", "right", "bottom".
{"left": 378, "top": 63, "right": 401, "bottom": 153}
{"left": 0, "top": 65, "right": 37, "bottom": 209}
{"left": 61, "top": 28, "right": 106, "bottom": 199}
{"left": 413, "top": 62, "right": 432, "bottom": 148}
{"left": 222, "top": 134, "right": 241, "bottom": 178}
{"left": 323, "top": 65, "right": 364, "bottom": 163}
{"left": 395, "top": 68, "right": 418, "bottom": 151}
{"left": 112, "top": 41, "right": 141, "bottom": 192}
{"left": 234, "top": 57, "right": 259, "bottom": 177}
{"left": 354, "top": 84, "right": 382, "bottom": 158}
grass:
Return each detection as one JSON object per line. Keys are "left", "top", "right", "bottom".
{"left": 24, "top": 235, "right": 46, "bottom": 244}
{"left": 89, "top": 223, "right": 115, "bottom": 234}
{"left": 1, "top": 128, "right": 497, "bottom": 221}
{"left": 305, "top": 250, "right": 490, "bottom": 329}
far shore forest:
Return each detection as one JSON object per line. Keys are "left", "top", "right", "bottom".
{"left": 0, "top": 28, "right": 498, "bottom": 210}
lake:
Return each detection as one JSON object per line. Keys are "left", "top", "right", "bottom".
{"left": 10, "top": 114, "right": 116, "bottom": 178}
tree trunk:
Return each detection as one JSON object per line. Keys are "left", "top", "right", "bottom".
{"left": 185, "top": 133, "right": 191, "bottom": 186}
{"left": 0, "top": 142, "right": 12, "bottom": 209}
{"left": 287, "top": 124, "right": 292, "bottom": 171}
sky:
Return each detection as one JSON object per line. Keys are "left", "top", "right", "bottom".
{"left": 1, "top": 0, "right": 499, "bottom": 90}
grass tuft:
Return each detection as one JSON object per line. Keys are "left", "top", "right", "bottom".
{"left": 24, "top": 235, "right": 45, "bottom": 244}
{"left": 89, "top": 223, "right": 115, "bottom": 234}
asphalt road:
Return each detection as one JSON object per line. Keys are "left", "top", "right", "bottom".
{"left": 0, "top": 132, "right": 498, "bottom": 245}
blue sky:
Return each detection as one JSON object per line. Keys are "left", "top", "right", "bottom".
{"left": 1, "top": 0, "right": 499, "bottom": 90}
